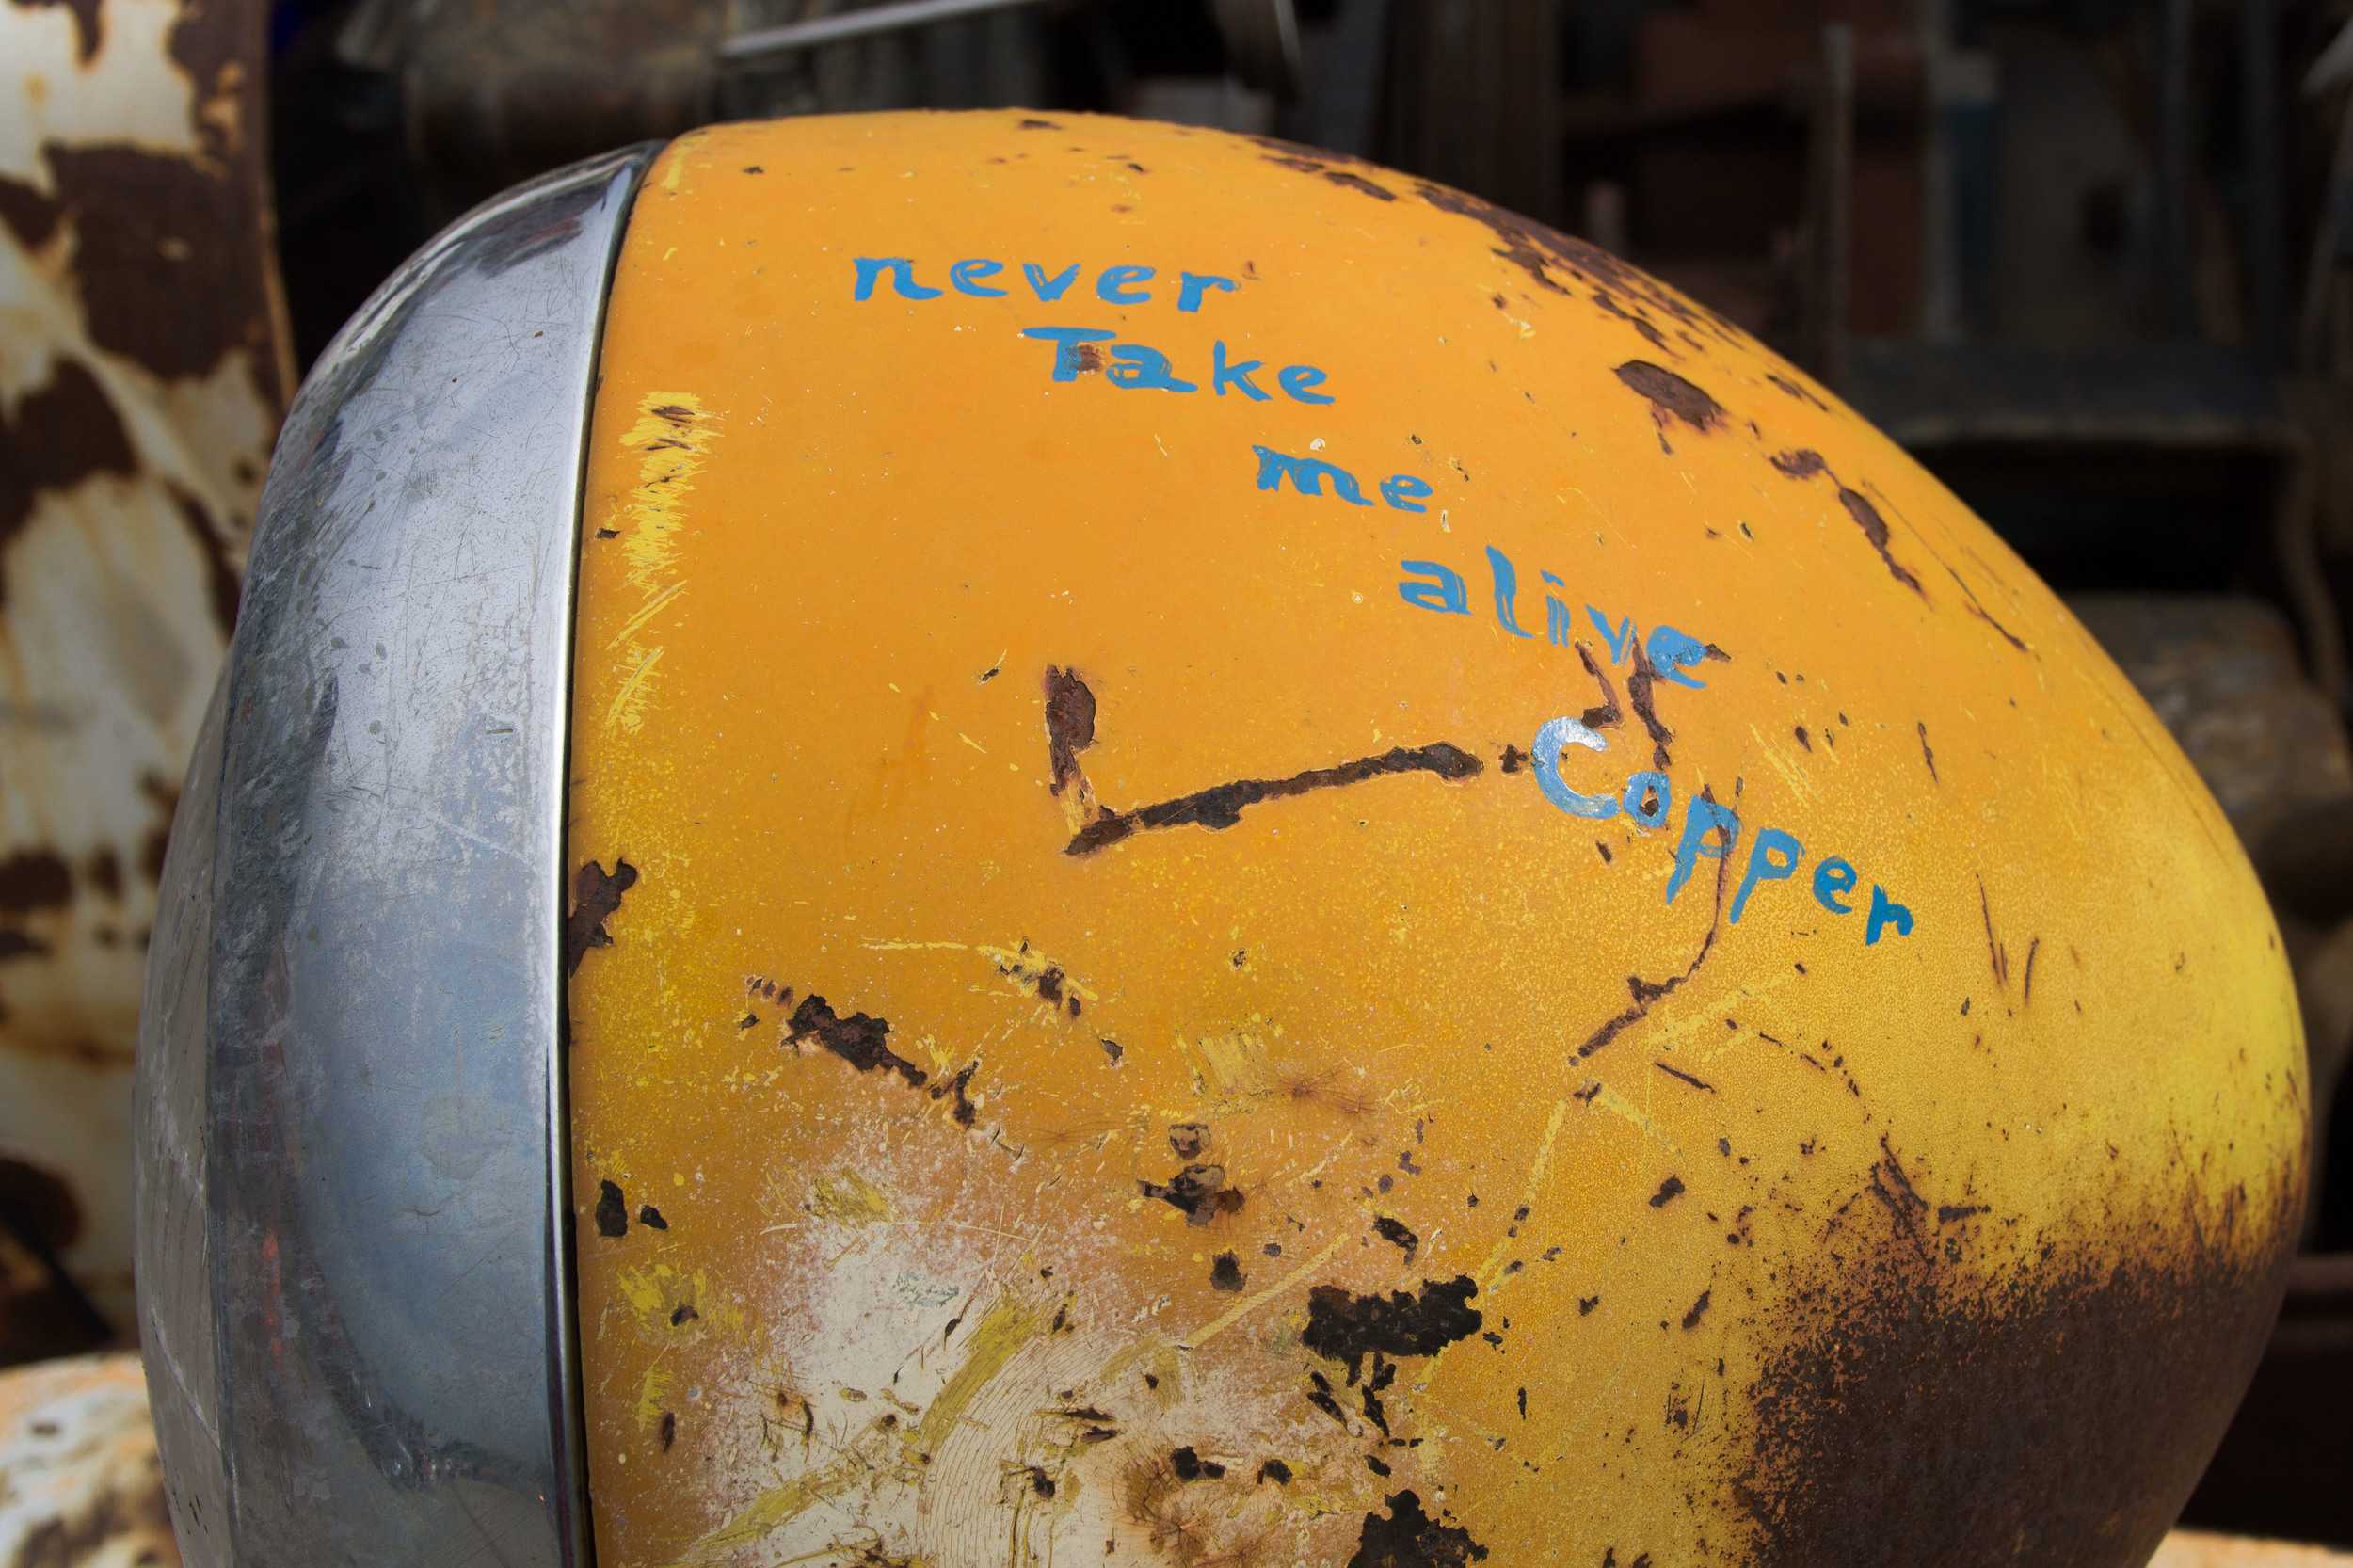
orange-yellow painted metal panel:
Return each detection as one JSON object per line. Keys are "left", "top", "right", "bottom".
{"left": 565, "top": 113, "right": 2302, "bottom": 1568}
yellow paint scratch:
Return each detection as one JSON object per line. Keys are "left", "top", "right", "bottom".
{"left": 1477, "top": 1097, "right": 1571, "bottom": 1290}
{"left": 808, "top": 1170, "right": 897, "bottom": 1225}
{"left": 608, "top": 578, "right": 688, "bottom": 648}
{"left": 634, "top": 1362, "right": 672, "bottom": 1433}
{"left": 1748, "top": 723, "right": 1815, "bottom": 805}
{"left": 607, "top": 645, "right": 665, "bottom": 733}
{"left": 671, "top": 1295, "right": 1042, "bottom": 1562}
{"left": 1585, "top": 1082, "right": 1681, "bottom": 1156}
{"left": 602, "top": 392, "right": 719, "bottom": 732}
{"left": 910, "top": 1293, "right": 1047, "bottom": 1453}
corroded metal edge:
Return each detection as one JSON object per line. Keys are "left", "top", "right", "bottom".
{"left": 133, "top": 143, "right": 657, "bottom": 1568}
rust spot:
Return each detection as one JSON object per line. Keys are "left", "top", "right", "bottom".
{"left": 1209, "top": 1253, "right": 1245, "bottom": 1292}
{"left": 1140, "top": 1162, "right": 1244, "bottom": 1224}
{"left": 1682, "top": 1289, "right": 1712, "bottom": 1330}
{"left": 1043, "top": 666, "right": 1096, "bottom": 797}
{"left": 929, "top": 1060, "right": 980, "bottom": 1126}
{"left": 787, "top": 994, "right": 927, "bottom": 1089}
{"left": 1416, "top": 182, "right": 1571, "bottom": 296}
{"left": 1348, "top": 1490, "right": 1489, "bottom": 1568}
{"left": 1257, "top": 1459, "right": 1292, "bottom": 1484}
{"left": 1169, "top": 1445, "right": 1225, "bottom": 1480}
{"left": 1576, "top": 641, "right": 1624, "bottom": 730}
{"left": 1591, "top": 290, "right": 1671, "bottom": 353}
{"left": 1766, "top": 372, "right": 1829, "bottom": 410}
{"left": 1834, "top": 486, "right": 1925, "bottom": 595}
{"left": 637, "top": 1205, "right": 667, "bottom": 1230}
{"left": 1016, "top": 117, "right": 1062, "bottom": 130}
{"left": 1169, "top": 1122, "right": 1210, "bottom": 1160}
{"left": 1372, "top": 1215, "right": 1420, "bottom": 1262}
{"left": 1068, "top": 743, "right": 1482, "bottom": 856}
{"left": 1767, "top": 451, "right": 1926, "bottom": 597}
{"left": 658, "top": 1410, "right": 677, "bottom": 1450}
{"left": 1625, "top": 637, "right": 1674, "bottom": 770}
{"left": 1322, "top": 169, "right": 1396, "bottom": 201}
{"left": 1650, "top": 1176, "right": 1686, "bottom": 1208}
{"left": 564, "top": 858, "right": 637, "bottom": 975}
{"left": 1916, "top": 722, "right": 1939, "bottom": 785}
{"left": 594, "top": 1180, "right": 628, "bottom": 1238}
{"left": 1613, "top": 360, "right": 1725, "bottom": 447}
{"left": 1656, "top": 1062, "right": 1714, "bottom": 1094}
{"left": 1302, "top": 1276, "right": 1482, "bottom": 1382}
{"left": 1963, "top": 600, "right": 2031, "bottom": 654}
{"left": 1305, "top": 1370, "right": 1349, "bottom": 1425}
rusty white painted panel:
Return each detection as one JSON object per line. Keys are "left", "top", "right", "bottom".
{"left": 1, "top": 0, "right": 287, "bottom": 1354}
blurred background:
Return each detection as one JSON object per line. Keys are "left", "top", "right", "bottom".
{"left": 7, "top": 0, "right": 2353, "bottom": 1558}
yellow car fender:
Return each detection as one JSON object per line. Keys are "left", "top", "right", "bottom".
{"left": 562, "top": 112, "right": 2303, "bottom": 1568}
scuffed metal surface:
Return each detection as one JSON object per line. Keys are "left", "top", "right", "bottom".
{"left": 0, "top": 0, "right": 288, "bottom": 1354}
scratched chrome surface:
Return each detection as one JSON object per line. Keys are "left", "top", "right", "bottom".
{"left": 132, "top": 145, "right": 655, "bottom": 1568}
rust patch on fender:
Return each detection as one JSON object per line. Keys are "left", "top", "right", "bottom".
{"left": 1043, "top": 665, "right": 1096, "bottom": 795}
{"left": 1833, "top": 487, "right": 1925, "bottom": 596}
{"left": 1613, "top": 360, "right": 1724, "bottom": 453}
{"left": 1767, "top": 449, "right": 1926, "bottom": 598}
{"left": 1140, "top": 1161, "right": 1245, "bottom": 1224}
{"left": 1347, "top": 1489, "right": 1489, "bottom": 1568}
{"left": 1765, "top": 372, "right": 1828, "bottom": 410}
{"left": 1300, "top": 1275, "right": 1481, "bottom": 1381}
{"left": 1726, "top": 1174, "right": 2297, "bottom": 1568}
{"left": 786, "top": 993, "right": 927, "bottom": 1089}
{"left": 1415, "top": 180, "right": 1743, "bottom": 358}
{"left": 564, "top": 858, "right": 637, "bottom": 975}
{"left": 1067, "top": 742, "right": 1481, "bottom": 856}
